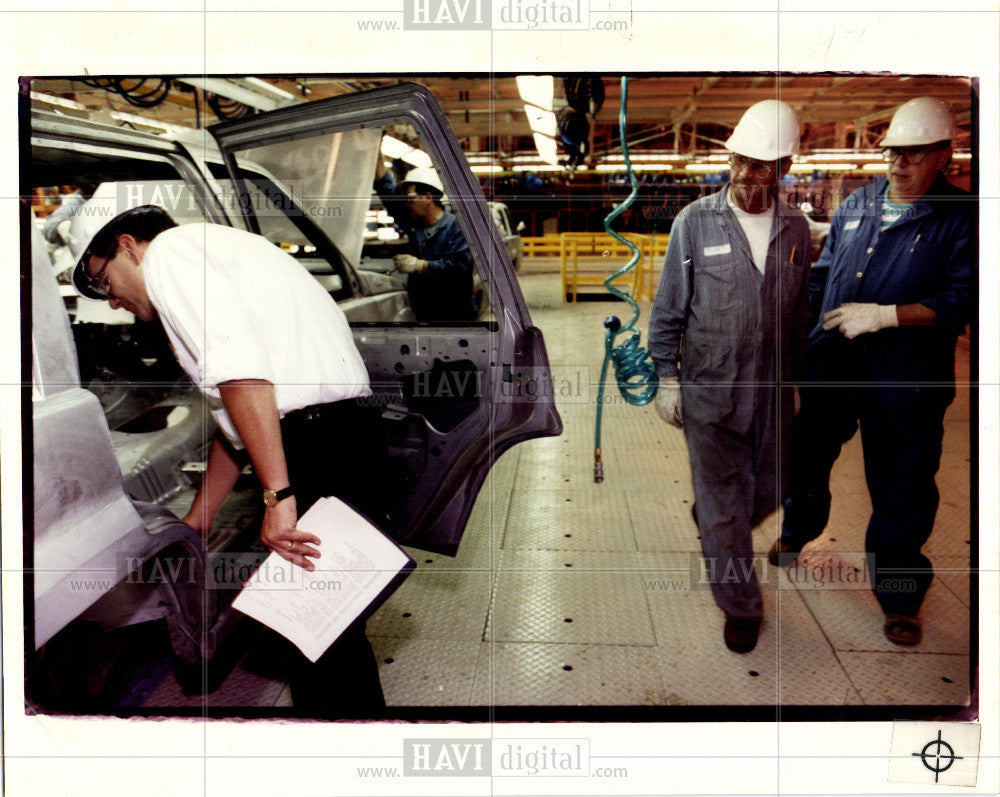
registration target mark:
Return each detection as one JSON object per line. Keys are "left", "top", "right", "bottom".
{"left": 912, "top": 730, "right": 963, "bottom": 783}
{"left": 889, "top": 721, "right": 980, "bottom": 787}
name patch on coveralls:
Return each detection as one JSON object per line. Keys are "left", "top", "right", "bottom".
{"left": 703, "top": 243, "right": 732, "bottom": 257}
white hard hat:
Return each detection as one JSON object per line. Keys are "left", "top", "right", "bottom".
{"left": 69, "top": 182, "right": 170, "bottom": 299}
{"left": 399, "top": 166, "right": 444, "bottom": 195}
{"left": 725, "top": 100, "right": 801, "bottom": 161}
{"left": 880, "top": 97, "right": 958, "bottom": 147}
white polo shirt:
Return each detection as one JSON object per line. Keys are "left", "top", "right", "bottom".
{"left": 142, "top": 223, "right": 371, "bottom": 448}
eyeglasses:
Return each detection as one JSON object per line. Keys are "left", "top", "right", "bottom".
{"left": 881, "top": 143, "right": 948, "bottom": 165}
{"left": 82, "top": 252, "right": 113, "bottom": 299}
{"left": 728, "top": 153, "right": 776, "bottom": 179}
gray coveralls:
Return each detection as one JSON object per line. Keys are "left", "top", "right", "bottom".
{"left": 649, "top": 186, "right": 811, "bottom": 619}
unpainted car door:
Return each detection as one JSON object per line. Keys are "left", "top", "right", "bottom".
{"left": 209, "top": 83, "right": 562, "bottom": 555}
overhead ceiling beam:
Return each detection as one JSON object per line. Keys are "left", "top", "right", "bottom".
{"left": 180, "top": 78, "right": 297, "bottom": 111}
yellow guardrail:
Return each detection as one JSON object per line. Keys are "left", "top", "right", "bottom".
{"left": 545, "top": 232, "right": 668, "bottom": 302}
{"left": 521, "top": 235, "right": 564, "bottom": 257}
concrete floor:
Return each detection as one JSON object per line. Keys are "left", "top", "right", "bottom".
{"left": 142, "top": 268, "right": 974, "bottom": 713}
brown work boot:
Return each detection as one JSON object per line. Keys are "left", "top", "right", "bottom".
{"left": 767, "top": 538, "right": 803, "bottom": 567}
{"left": 723, "top": 616, "right": 761, "bottom": 653}
{"left": 883, "top": 613, "right": 922, "bottom": 646}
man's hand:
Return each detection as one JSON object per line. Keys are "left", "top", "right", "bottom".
{"left": 822, "top": 302, "right": 898, "bottom": 339}
{"left": 656, "top": 376, "right": 683, "bottom": 428}
{"left": 260, "top": 497, "right": 322, "bottom": 571}
{"left": 394, "top": 254, "right": 428, "bottom": 274}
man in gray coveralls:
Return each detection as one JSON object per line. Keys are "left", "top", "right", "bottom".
{"left": 648, "top": 100, "right": 812, "bottom": 653}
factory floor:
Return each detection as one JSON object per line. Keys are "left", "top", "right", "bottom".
{"left": 141, "top": 268, "right": 974, "bottom": 715}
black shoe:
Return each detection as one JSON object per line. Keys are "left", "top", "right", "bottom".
{"left": 723, "top": 616, "right": 761, "bottom": 653}
{"left": 767, "top": 538, "right": 802, "bottom": 567}
{"left": 883, "top": 613, "right": 922, "bottom": 646}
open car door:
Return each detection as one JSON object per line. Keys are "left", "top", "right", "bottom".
{"left": 208, "top": 83, "right": 562, "bottom": 555}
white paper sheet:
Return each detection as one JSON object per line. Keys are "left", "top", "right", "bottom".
{"left": 231, "top": 496, "right": 411, "bottom": 662}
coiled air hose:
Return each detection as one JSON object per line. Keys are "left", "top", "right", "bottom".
{"left": 594, "top": 76, "right": 659, "bottom": 483}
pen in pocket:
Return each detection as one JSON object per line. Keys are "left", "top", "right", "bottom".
{"left": 910, "top": 233, "right": 921, "bottom": 252}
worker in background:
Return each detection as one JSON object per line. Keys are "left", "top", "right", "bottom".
{"left": 374, "top": 151, "right": 477, "bottom": 321}
{"left": 649, "top": 100, "right": 812, "bottom": 654}
{"left": 771, "top": 97, "right": 972, "bottom": 647}
{"left": 43, "top": 183, "right": 100, "bottom": 247}
{"left": 70, "top": 199, "right": 388, "bottom": 716}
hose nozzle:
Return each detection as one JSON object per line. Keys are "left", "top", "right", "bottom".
{"left": 593, "top": 447, "right": 604, "bottom": 483}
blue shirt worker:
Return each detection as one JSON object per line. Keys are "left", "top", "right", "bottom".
{"left": 771, "top": 97, "right": 972, "bottom": 648}
{"left": 649, "top": 100, "right": 812, "bottom": 654}
{"left": 374, "top": 157, "right": 477, "bottom": 322}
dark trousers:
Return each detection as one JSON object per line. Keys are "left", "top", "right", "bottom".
{"left": 684, "top": 384, "right": 787, "bottom": 620}
{"left": 277, "top": 397, "right": 390, "bottom": 716}
{"left": 781, "top": 349, "right": 952, "bottom": 616}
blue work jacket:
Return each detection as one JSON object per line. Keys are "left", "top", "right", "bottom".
{"left": 809, "top": 175, "right": 972, "bottom": 358}
{"left": 649, "top": 185, "right": 812, "bottom": 432}
{"left": 374, "top": 173, "right": 476, "bottom": 321}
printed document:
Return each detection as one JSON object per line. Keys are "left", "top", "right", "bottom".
{"left": 232, "top": 496, "right": 413, "bottom": 662}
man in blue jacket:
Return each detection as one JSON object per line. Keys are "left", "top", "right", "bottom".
{"left": 374, "top": 157, "right": 476, "bottom": 322}
{"left": 770, "top": 97, "right": 972, "bottom": 647}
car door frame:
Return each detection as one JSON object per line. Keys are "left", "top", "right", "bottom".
{"left": 208, "top": 82, "right": 562, "bottom": 554}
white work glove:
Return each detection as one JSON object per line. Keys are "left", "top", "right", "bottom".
{"left": 655, "top": 376, "right": 683, "bottom": 428}
{"left": 822, "top": 302, "right": 898, "bottom": 340}
{"left": 56, "top": 219, "right": 73, "bottom": 246}
{"left": 394, "top": 254, "right": 428, "bottom": 274}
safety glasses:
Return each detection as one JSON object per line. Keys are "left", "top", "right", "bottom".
{"left": 728, "top": 153, "right": 776, "bottom": 179}
{"left": 81, "top": 252, "right": 113, "bottom": 299}
{"left": 881, "top": 143, "right": 949, "bottom": 165}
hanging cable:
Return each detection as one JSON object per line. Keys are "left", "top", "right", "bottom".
{"left": 80, "top": 77, "right": 171, "bottom": 108}
{"left": 593, "top": 75, "right": 659, "bottom": 483}
{"left": 205, "top": 91, "right": 255, "bottom": 121}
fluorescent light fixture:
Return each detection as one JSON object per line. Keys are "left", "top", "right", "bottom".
{"left": 380, "top": 135, "right": 413, "bottom": 159}
{"left": 525, "top": 105, "right": 557, "bottom": 137}
{"left": 790, "top": 163, "right": 858, "bottom": 172}
{"left": 806, "top": 151, "right": 882, "bottom": 161}
{"left": 470, "top": 164, "right": 503, "bottom": 175}
{"left": 244, "top": 77, "right": 296, "bottom": 101}
{"left": 403, "top": 150, "right": 433, "bottom": 168}
{"left": 595, "top": 163, "right": 675, "bottom": 172}
{"left": 862, "top": 163, "right": 889, "bottom": 171}
{"left": 516, "top": 75, "right": 554, "bottom": 111}
{"left": 532, "top": 132, "right": 560, "bottom": 166}
{"left": 183, "top": 77, "right": 283, "bottom": 111}
{"left": 685, "top": 163, "right": 727, "bottom": 172}
{"left": 380, "top": 135, "right": 433, "bottom": 168}
{"left": 512, "top": 164, "right": 564, "bottom": 173}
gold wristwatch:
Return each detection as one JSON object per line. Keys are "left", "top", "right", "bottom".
{"left": 262, "top": 485, "right": 295, "bottom": 507}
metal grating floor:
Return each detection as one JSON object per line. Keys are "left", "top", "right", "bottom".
{"left": 142, "top": 271, "right": 974, "bottom": 711}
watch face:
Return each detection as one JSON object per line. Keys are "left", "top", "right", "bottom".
{"left": 263, "top": 490, "right": 278, "bottom": 507}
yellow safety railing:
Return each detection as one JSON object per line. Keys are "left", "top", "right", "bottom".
{"left": 553, "top": 232, "right": 669, "bottom": 302}
{"left": 520, "top": 235, "right": 563, "bottom": 257}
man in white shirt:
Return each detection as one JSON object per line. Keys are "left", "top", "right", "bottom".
{"left": 72, "top": 204, "right": 387, "bottom": 714}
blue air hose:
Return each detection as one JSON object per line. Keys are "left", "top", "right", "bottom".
{"left": 593, "top": 76, "right": 659, "bottom": 483}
